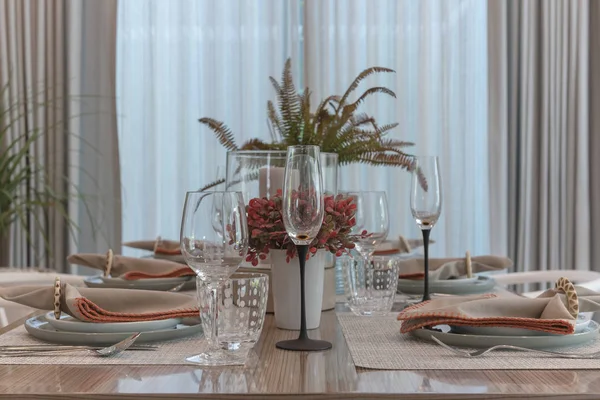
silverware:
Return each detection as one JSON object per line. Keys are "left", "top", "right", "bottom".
{"left": 0, "top": 344, "right": 156, "bottom": 352}
{"left": 0, "top": 332, "right": 143, "bottom": 357}
{"left": 431, "top": 336, "right": 600, "bottom": 359}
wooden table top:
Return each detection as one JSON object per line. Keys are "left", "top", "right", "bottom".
{"left": 1, "top": 307, "right": 600, "bottom": 399}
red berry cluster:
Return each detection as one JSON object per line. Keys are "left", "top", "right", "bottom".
{"left": 245, "top": 190, "right": 369, "bottom": 265}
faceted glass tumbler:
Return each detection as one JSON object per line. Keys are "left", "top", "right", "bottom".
{"left": 343, "top": 256, "right": 399, "bottom": 316}
{"left": 189, "top": 272, "right": 269, "bottom": 365}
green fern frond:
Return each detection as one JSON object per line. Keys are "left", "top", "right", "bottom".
{"left": 337, "top": 66, "right": 395, "bottom": 111}
{"left": 239, "top": 138, "right": 273, "bottom": 150}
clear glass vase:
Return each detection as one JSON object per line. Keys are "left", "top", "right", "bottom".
{"left": 225, "top": 150, "right": 338, "bottom": 203}
{"left": 226, "top": 150, "right": 339, "bottom": 308}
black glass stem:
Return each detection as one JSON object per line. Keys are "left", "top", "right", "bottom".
{"left": 276, "top": 244, "right": 332, "bottom": 352}
{"left": 421, "top": 229, "right": 431, "bottom": 302}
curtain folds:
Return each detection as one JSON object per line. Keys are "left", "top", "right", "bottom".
{"left": 118, "top": 0, "right": 490, "bottom": 258}
{"left": 488, "top": 0, "right": 596, "bottom": 272}
{"left": 0, "top": 0, "right": 121, "bottom": 270}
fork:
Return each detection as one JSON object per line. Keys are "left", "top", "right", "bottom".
{"left": 0, "top": 332, "right": 143, "bottom": 357}
{"left": 431, "top": 336, "right": 600, "bottom": 359}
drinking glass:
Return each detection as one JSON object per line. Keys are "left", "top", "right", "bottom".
{"left": 180, "top": 191, "right": 249, "bottom": 365}
{"left": 196, "top": 272, "right": 269, "bottom": 365}
{"left": 410, "top": 156, "right": 442, "bottom": 302}
{"left": 276, "top": 145, "right": 331, "bottom": 352}
{"left": 348, "top": 191, "right": 390, "bottom": 262}
{"left": 343, "top": 255, "right": 400, "bottom": 316}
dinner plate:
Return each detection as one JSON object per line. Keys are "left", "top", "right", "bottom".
{"left": 44, "top": 312, "right": 182, "bottom": 334}
{"left": 451, "top": 313, "right": 593, "bottom": 337}
{"left": 25, "top": 315, "right": 202, "bottom": 345}
{"left": 83, "top": 275, "right": 195, "bottom": 291}
{"left": 411, "top": 320, "right": 600, "bottom": 349}
{"left": 397, "top": 275, "right": 495, "bottom": 295}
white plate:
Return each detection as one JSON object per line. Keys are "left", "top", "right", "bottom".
{"left": 44, "top": 312, "right": 182, "bottom": 334}
{"left": 84, "top": 275, "right": 195, "bottom": 291}
{"left": 451, "top": 313, "right": 593, "bottom": 337}
{"left": 25, "top": 315, "right": 202, "bottom": 345}
{"left": 411, "top": 320, "right": 600, "bottom": 349}
{"left": 397, "top": 275, "right": 496, "bottom": 295}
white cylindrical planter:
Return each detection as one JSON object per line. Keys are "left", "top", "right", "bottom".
{"left": 270, "top": 249, "right": 325, "bottom": 330}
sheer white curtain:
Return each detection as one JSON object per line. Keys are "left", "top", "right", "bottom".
{"left": 117, "top": 0, "right": 490, "bottom": 258}
{"left": 305, "top": 0, "right": 489, "bottom": 256}
{"left": 117, "top": 0, "right": 303, "bottom": 255}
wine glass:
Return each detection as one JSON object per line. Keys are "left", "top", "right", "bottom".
{"left": 180, "top": 190, "right": 249, "bottom": 365}
{"left": 410, "top": 156, "right": 442, "bottom": 302}
{"left": 276, "top": 145, "right": 331, "bottom": 352}
{"left": 348, "top": 191, "right": 390, "bottom": 262}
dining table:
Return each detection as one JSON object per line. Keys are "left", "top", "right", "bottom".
{"left": 1, "top": 271, "right": 600, "bottom": 399}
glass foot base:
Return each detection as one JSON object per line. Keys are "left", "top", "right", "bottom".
{"left": 276, "top": 338, "right": 332, "bottom": 352}
{"left": 186, "top": 349, "right": 250, "bottom": 366}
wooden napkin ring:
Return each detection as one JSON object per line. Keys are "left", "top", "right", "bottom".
{"left": 104, "top": 249, "right": 114, "bottom": 278}
{"left": 555, "top": 277, "right": 579, "bottom": 318}
{"left": 465, "top": 251, "right": 473, "bottom": 278}
{"left": 153, "top": 236, "right": 162, "bottom": 253}
{"left": 53, "top": 277, "right": 61, "bottom": 320}
{"left": 399, "top": 235, "right": 412, "bottom": 253}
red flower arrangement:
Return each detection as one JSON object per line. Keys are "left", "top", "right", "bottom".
{"left": 245, "top": 190, "right": 368, "bottom": 265}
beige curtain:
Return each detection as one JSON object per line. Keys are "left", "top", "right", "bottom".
{"left": 488, "top": 0, "right": 596, "bottom": 272}
{"left": 0, "top": 0, "right": 121, "bottom": 271}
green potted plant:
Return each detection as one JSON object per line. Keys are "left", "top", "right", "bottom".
{"left": 0, "top": 83, "right": 85, "bottom": 268}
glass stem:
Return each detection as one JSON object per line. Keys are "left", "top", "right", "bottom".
{"left": 208, "top": 284, "right": 220, "bottom": 350}
{"left": 421, "top": 229, "right": 431, "bottom": 302}
{"left": 297, "top": 244, "right": 309, "bottom": 340}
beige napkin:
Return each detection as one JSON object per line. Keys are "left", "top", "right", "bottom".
{"left": 0, "top": 283, "right": 198, "bottom": 322}
{"left": 397, "top": 256, "right": 513, "bottom": 280}
{"left": 67, "top": 253, "right": 194, "bottom": 280}
{"left": 123, "top": 239, "right": 181, "bottom": 255}
{"left": 397, "top": 285, "right": 600, "bottom": 335}
{"left": 373, "top": 236, "right": 432, "bottom": 256}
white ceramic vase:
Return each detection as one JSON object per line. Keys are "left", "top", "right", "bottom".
{"left": 270, "top": 249, "right": 325, "bottom": 330}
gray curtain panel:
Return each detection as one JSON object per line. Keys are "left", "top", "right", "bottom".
{"left": 488, "top": 0, "right": 598, "bottom": 272}
{"left": 0, "top": 0, "right": 121, "bottom": 271}
{"left": 590, "top": 2, "right": 600, "bottom": 274}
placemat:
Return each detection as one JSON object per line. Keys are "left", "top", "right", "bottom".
{"left": 336, "top": 312, "right": 600, "bottom": 370}
{"left": 0, "top": 324, "right": 219, "bottom": 365}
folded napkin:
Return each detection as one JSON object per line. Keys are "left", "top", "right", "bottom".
{"left": 67, "top": 253, "right": 194, "bottom": 280}
{"left": 123, "top": 238, "right": 181, "bottom": 255}
{"left": 397, "top": 283, "right": 600, "bottom": 335}
{"left": 0, "top": 283, "right": 198, "bottom": 322}
{"left": 373, "top": 236, "right": 433, "bottom": 256}
{"left": 397, "top": 255, "right": 513, "bottom": 280}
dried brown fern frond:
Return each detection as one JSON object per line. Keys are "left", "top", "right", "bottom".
{"left": 198, "top": 58, "right": 423, "bottom": 191}
{"left": 198, "top": 118, "right": 237, "bottom": 151}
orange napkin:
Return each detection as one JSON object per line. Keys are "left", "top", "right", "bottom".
{"left": 122, "top": 238, "right": 181, "bottom": 255}
{"left": 67, "top": 253, "right": 194, "bottom": 280}
{"left": 397, "top": 256, "right": 512, "bottom": 280}
{"left": 0, "top": 283, "right": 198, "bottom": 322}
{"left": 397, "top": 284, "right": 600, "bottom": 335}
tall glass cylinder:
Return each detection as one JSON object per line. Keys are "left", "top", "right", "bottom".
{"left": 226, "top": 149, "right": 339, "bottom": 311}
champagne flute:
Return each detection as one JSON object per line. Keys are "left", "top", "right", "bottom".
{"left": 180, "top": 191, "right": 249, "bottom": 365}
{"left": 276, "top": 145, "right": 331, "bottom": 352}
{"left": 410, "top": 156, "right": 442, "bottom": 302}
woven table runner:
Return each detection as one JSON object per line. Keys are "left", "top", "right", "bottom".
{"left": 0, "top": 324, "right": 216, "bottom": 365}
{"left": 336, "top": 312, "right": 600, "bottom": 370}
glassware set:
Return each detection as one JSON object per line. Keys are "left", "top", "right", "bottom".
{"left": 179, "top": 147, "right": 443, "bottom": 364}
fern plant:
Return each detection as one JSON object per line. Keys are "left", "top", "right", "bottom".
{"left": 0, "top": 82, "right": 89, "bottom": 265}
{"left": 199, "top": 58, "right": 417, "bottom": 190}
